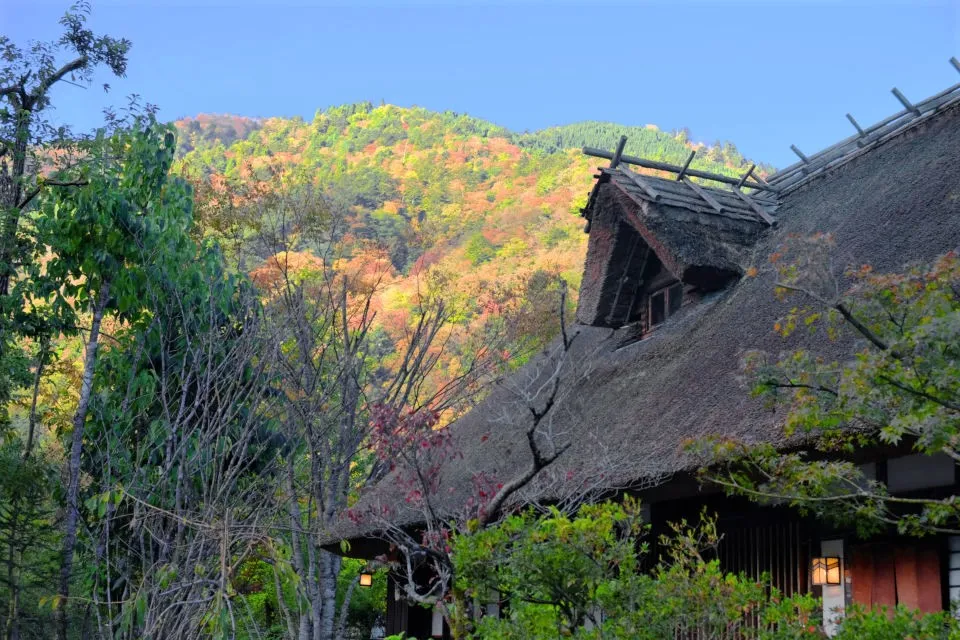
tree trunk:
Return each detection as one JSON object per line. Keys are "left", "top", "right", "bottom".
{"left": 447, "top": 587, "right": 470, "bottom": 640}
{"left": 334, "top": 575, "right": 358, "bottom": 640}
{"left": 318, "top": 549, "right": 341, "bottom": 640}
{"left": 285, "top": 460, "right": 312, "bottom": 640}
{"left": 308, "top": 534, "right": 321, "bottom": 640}
{"left": 57, "top": 281, "right": 111, "bottom": 640}
{"left": 5, "top": 512, "right": 20, "bottom": 640}
{"left": 0, "top": 106, "right": 30, "bottom": 297}
{"left": 23, "top": 336, "right": 49, "bottom": 462}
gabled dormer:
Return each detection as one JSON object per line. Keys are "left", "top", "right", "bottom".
{"left": 576, "top": 145, "right": 777, "bottom": 332}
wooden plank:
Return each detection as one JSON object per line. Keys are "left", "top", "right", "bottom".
{"left": 606, "top": 235, "right": 641, "bottom": 326}
{"left": 732, "top": 187, "right": 776, "bottom": 225}
{"left": 583, "top": 146, "right": 777, "bottom": 193}
{"left": 872, "top": 544, "right": 897, "bottom": 609}
{"left": 916, "top": 542, "right": 943, "bottom": 613}
{"left": 622, "top": 245, "right": 651, "bottom": 326}
{"left": 849, "top": 544, "right": 874, "bottom": 607}
{"left": 681, "top": 177, "right": 724, "bottom": 213}
{"left": 894, "top": 544, "right": 921, "bottom": 610}
{"left": 618, "top": 167, "right": 662, "bottom": 201}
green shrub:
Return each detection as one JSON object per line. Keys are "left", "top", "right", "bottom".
{"left": 448, "top": 501, "right": 960, "bottom": 639}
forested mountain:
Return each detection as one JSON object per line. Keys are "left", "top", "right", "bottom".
{"left": 513, "top": 121, "right": 776, "bottom": 176}
{"left": 172, "top": 103, "right": 768, "bottom": 370}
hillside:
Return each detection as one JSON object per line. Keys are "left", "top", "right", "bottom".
{"left": 173, "top": 103, "right": 769, "bottom": 367}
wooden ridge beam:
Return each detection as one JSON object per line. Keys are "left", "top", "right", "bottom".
{"left": 772, "top": 86, "right": 960, "bottom": 192}
{"left": 583, "top": 146, "right": 777, "bottom": 194}
{"left": 770, "top": 62, "right": 960, "bottom": 186}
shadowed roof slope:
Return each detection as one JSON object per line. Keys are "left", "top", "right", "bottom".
{"left": 324, "top": 98, "right": 960, "bottom": 549}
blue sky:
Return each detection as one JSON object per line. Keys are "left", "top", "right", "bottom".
{"left": 4, "top": 0, "right": 959, "bottom": 168}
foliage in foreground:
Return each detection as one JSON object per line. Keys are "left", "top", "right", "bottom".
{"left": 446, "top": 500, "right": 959, "bottom": 640}
{"left": 695, "top": 239, "right": 960, "bottom": 537}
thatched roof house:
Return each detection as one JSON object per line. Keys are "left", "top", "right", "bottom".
{"left": 330, "top": 72, "right": 960, "bottom": 637}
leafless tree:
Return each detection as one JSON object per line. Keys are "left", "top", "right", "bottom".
{"left": 357, "top": 284, "right": 650, "bottom": 638}
{"left": 248, "top": 187, "right": 505, "bottom": 640}
{"left": 81, "top": 271, "right": 282, "bottom": 640}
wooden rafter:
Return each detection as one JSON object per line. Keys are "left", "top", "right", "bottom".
{"left": 680, "top": 177, "right": 724, "bottom": 214}
{"left": 732, "top": 187, "right": 776, "bottom": 226}
{"left": 619, "top": 167, "right": 662, "bottom": 201}
{"left": 606, "top": 235, "right": 642, "bottom": 326}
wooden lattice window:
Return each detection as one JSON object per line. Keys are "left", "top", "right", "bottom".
{"left": 648, "top": 282, "right": 683, "bottom": 328}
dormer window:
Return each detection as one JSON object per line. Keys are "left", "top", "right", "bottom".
{"left": 649, "top": 282, "right": 683, "bottom": 328}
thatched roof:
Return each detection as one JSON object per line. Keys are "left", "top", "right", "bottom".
{"left": 324, "top": 96, "right": 960, "bottom": 551}
{"left": 576, "top": 169, "right": 771, "bottom": 326}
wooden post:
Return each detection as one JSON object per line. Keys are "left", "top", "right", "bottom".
{"left": 676, "top": 150, "right": 696, "bottom": 181}
{"left": 845, "top": 113, "right": 867, "bottom": 138}
{"left": 952, "top": 57, "right": 960, "bottom": 74}
{"left": 736, "top": 164, "right": 756, "bottom": 189}
{"left": 891, "top": 87, "right": 921, "bottom": 116}
{"left": 790, "top": 145, "right": 810, "bottom": 164}
{"left": 610, "top": 135, "right": 628, "bottom": 169}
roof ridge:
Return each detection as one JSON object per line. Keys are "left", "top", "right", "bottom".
{"left": 770, "top": 60, "right": 960, "bottom": 192}
{"left": 779, "top": 93, "right": 960, "bottom": 197}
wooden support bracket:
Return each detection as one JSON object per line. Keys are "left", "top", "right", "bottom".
{"left": 846, "top": 113, "right": 867, "bottom": 137}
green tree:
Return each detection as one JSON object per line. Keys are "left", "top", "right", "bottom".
{"left": 463, "top": 232, "right": 495, "bottom": 265}
{"left": 0, "top": 0, "right": 129, "bottom": 433}
{"left": 32, "top": 116, "right": 195, "bottom": 637}
{"left": 696, "top": 237, "right": 960, "bottom": 537}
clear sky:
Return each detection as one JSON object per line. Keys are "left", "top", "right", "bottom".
{"left": 4, "top": 0, "right": 959, "bottom": 168}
